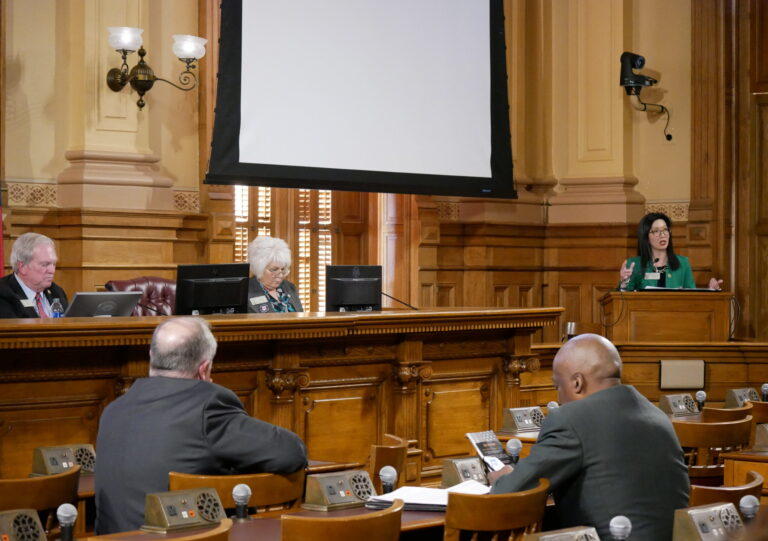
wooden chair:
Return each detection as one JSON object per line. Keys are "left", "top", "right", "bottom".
{"left": 747, "top": 400, "right": 768, "bottom": 423}
{"left": 689, "top": 470, "right": 764, "bottom": 510}
{"left": 169, "top": 470, "right": 305, "bottom": 515}
{"left": 673, "top": 417, "right": 752, "bottom": 486}
{"left": 0, "top": 466, "right": 80, "bottom": 535}
{"left": 281, "top": 499, "right": 404, "bottom": 541}
{"left": 701, "top": 403, "right": 753, "bottom": 422}
{"left": 444, "top": 478, "right": 550, "bottom": 541}
{"left": 369, "top": 434, "right": 408, "bottom": 493}
{"left": 82, "top": 518, "right": 233, "bottom": 541}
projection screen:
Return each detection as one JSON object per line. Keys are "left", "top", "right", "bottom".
{"left": 205, "top": 0, "right": 516, "bottom": 198}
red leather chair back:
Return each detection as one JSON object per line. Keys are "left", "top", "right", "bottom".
{"left": 104, "top": 276, "right": 176, "bottom": 316}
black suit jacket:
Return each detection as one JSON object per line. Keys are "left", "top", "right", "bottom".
{"left": 247, "top": 278, "right": 303, "bottom": 313}
{"left": 0, "top": 274, "right": 69, "bottom": 318}
{"left": 491, "top": 385, "right": 689, "bottom": 541}
{"left": 95, "top": 377, "right": 307, "bottom": 534}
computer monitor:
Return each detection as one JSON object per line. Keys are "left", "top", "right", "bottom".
{"left": 63, "top": 292, "right": 142, "bottom": 317}
{"left": 325, "top": 265, "right": 382, "bottom": 312}
{"left": 175, "top": 263, "right": 250, "bottom": 315}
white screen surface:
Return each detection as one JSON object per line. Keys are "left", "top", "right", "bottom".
{"left": 239, "top": 0, "right": 491, "bottom": 178}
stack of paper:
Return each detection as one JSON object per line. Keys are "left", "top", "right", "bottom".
{"left": 365, "top": 480, "right": 490, "bottom": 511}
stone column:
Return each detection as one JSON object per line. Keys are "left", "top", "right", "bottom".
{"left": 547, "top": 0, "right": 645, "bottom": 224}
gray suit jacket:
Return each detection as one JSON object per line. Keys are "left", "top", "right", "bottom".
{"left": 95, "top": 377, "right": 307, "bottom": 534}
{"left": 491, "top": 385, "right": 689, "bottom": 541}
{"left": 247, "top": 278, "right": 303, "bottom": 313}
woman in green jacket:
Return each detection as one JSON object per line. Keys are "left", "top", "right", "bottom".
{"left": 618, "top": 212, "right": 722, "bottom": 291}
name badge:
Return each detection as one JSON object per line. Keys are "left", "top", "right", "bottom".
{"left": 644, "top": 272, "right": 661, "bottom": 280}
{"left": 20, "top": 299, "right": 35, "bottom": 308}
{"left": 250, "top": 295, "right": 268, "bottom": 305}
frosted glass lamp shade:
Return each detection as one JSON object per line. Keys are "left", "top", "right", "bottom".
{"left": 172, "top": 35, "right": 207, "bottom": 60}
{"left": 108, "top": 27, "right": 143, "bottom": 52}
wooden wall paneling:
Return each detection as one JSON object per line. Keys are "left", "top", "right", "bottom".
{"left": 0, "top": 363, "right": 117, "bottom": 478}
{"left": 753, "top": 98, "right": 768, "bottom": 339}
{"left": 689, "top": 0, "right": 733, "bottom": 299}
{"left": 412, "top": 197, "right": 440, "bottom": 309}
{"left": 421, "top": 375, "right": 495, "bottom": 477}
{"left": 381, "top": 194, "right": 411, "bottom": 308}
{"left": 751, "top": 0, "right": 768, "bottom": 93}
{"left": 558, "top": 283, "right": 581, "bottom": 331}
{"left": 300, "top": 375, "right": 384, "bottom": 465}
{"left": 198, "top": 0, "right": 233, "bottom": 263}
{"left": 332, "top": 190, "right": 370, "bottom": 265}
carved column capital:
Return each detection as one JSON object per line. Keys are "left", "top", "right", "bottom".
{"left": 503, "top": 354, "right": 540, "bottom": 386}
{"left": 393, "top": 363, "right": 432, "bottom": 390}
{"left": 266, "top": 368, "right": 310, "bottom": 400}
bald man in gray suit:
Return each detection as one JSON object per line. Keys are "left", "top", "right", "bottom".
{"left": 490, "top": 335, "right": 689, "bottom": 541}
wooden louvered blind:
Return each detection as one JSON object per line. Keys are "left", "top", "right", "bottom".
{"left": 234, "top": 186, "right": 333, "bottom": 311}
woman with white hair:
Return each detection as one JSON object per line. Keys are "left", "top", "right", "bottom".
{"left": 247, "top": 237, "right": 303, "bottom": 313}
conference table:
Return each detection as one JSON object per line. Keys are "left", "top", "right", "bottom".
{"left": 83, "top": 507, "right": 446, "bottom": 541}
{"left": 75, "top": 459, "right": 367, "bottom": 536}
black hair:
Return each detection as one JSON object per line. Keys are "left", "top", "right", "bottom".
{"left": 637, "top": 212, "right": 680, "bottom": 270}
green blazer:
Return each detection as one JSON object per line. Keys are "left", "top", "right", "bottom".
{"left": 620, "top": 254, "right": 696, "bottom": 291}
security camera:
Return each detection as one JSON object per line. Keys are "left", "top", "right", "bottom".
{"left": 619, "top": 51, "right": 672, "bottom": 140}
{"left": 620, "top": 52, "right": 658, "bottom": 95}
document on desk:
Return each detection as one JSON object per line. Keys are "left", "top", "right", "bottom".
{"left": 365, "top": 480, "right": 490, "bottom": 511}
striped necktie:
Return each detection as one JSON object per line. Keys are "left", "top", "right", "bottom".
{"left": 35, "top": 292, "right": 48, "bottom": 319}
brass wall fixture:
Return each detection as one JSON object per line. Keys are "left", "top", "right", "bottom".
{"left": 106, "top": 27, "right": 206, "bottom": 110}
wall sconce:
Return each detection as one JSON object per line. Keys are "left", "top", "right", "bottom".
{"left": 106, "top": 27, "right": 206, "bottom": 110}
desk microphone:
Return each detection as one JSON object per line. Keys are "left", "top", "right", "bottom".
{"left": 609, "top": 515, "right": 632, "bottom": 540}
{"left": 739, "top": 495, "right": 760, "bottom": 522}
{"left": 505, "top": 439, "right": 522, "bottom": 465}
{"left": 762, "top": 383, "right": 768, "bottom": 402}
{"left": 695, "top": 390, "right": 707, "bottom": 410}
{"left": 56, "top": 503, "right": 77, "bottom": 541}
{"left": 546, "top": 401, "right": 559, "bottom": 411}
{"left": 379, "top": 466, "right": 398, "bottom": 494}
{"left": 232, "top": 484, "right": 252, "bottom": 520}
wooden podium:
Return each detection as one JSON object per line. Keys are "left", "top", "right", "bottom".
{"left": 600, "top": 291, "right": 732, "bottom": 342}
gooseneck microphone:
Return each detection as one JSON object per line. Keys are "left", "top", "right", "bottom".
{"left": 56, "top": 503, "right": 78, "bottom": 541}
{"left": 609, "top": 515, "right": 632, "bottom": 540}
{"left": 232, "top": 484, "right": 252, "bottom": 520}
{"left": 505, "top": 439, "right": 523, "bottom": 465}
{"left": 739, "top": 495, "right": 760, "bottom": 522}
{"left": 762, "top": 383, "right": 768, "bottom": 402}
{"left": 379, "top": 466, "right": 398, "bottom": 494}
{"left": 695, "top": 390, "right": 707, "bottom": 410}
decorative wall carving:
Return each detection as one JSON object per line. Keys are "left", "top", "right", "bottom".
{"left": 173, "top": 190, "right": 200, "bottom": 213}
{"left": 436, "top": 201, "right": 460, "bottom": 222}
{"left": 645, "top": 201, "right": 689, "bottom": 222}
{"left": 7, "top": 182, "right": 57, "bottom": 208}
{"left": 265, "top": 368, "right": 310, "bottom": 399}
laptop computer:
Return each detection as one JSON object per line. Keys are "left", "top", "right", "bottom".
{"left": 63, "top": 292, "right": 143, "bottom": 317}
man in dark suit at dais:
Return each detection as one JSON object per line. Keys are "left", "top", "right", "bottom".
{"left": 490, "top": 334, "right": 689, "bottom": 541}
{"left": 95, "top": 316, "right": 307, "bottom": 534}
{"left": 0, "top": 232, "right": 68, "bottom": 318}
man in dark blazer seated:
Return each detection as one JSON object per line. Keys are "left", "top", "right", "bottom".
{"left": 490, "top": 334, "right": 689, "bottom": 540}
{"left": 0, "top": 232, "right": 68, "bottom": 318}
{"left": 95, "top": 317, "right": 308, "bottom": 534}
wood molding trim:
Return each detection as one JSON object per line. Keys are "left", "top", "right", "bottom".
{"left": 689, "top": 0, "right": 733, "bottom": 301}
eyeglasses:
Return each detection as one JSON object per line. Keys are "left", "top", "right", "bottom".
{"left": 649, "top": 228, "right": 670, "bottom": 237}
{"left": 266, "top": 266, "right": 288, "bottom": 276}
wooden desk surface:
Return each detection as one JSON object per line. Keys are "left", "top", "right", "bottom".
{"left": 83, "top": 508, "right": 445, "bottom": 540}
{"left": 721, "top": 447, "right": 768, "bottom": 462}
